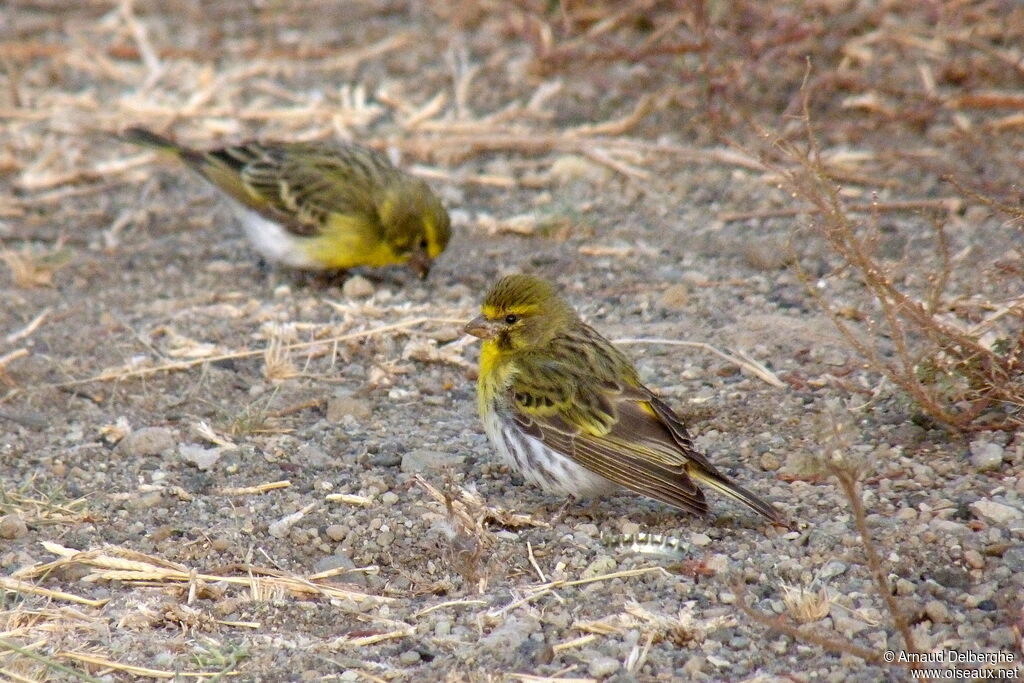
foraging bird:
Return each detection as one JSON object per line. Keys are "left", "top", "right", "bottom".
{"left": 121, "top": 127, "right": 451, "bottom": 278}
{"left": 464, "top": 274, "right": 784, "bottom": 523}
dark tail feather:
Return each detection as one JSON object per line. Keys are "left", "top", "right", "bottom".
{"left": 689, "top": 466, "right": 788, "bottom": 525}
{"left": 120, "top": 127, "right": 199, "bottom": 160}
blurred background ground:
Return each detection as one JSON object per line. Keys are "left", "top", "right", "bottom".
{"left": 1, "top": 1, "right": 1022, "bottom": 680}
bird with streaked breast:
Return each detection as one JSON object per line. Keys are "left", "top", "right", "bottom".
{"left": 465, "top": 273, "right": 786, "bottom": 524}
{"left": 121, "top": 127, "right": 450, "bottom": 278}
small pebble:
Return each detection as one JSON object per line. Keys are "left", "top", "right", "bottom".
{"left": 342, "top": 275, "right": 374, "bottom": 299}
{"left": 381, "top": 491, "right": 399, "bottom": 506}
{"left": 964, "top": 549, "right": 984, "bottom": 569}
{"left": 587, "top": 656, "right": 621, "bottom": 678}
{"left": 819, "top": 561, "right": 847, "bottom": 580}
{"left": 0, "top": 514, "right": 28, "bottom": 540}
{"left": 581, "top": 555, "right": 617, "bottom": 579}
{"left": 327, "top": 395, "right": 373, "bottom": 422}
{"left": 925, "top": 599, "right": 951, "bottom": 624}
{"left": 179, "top": 444, "right": 221, "bottom": 471}
{"left": 969, "top": 440, "right": 1004, "bottom": 472}
{"left": 549, "top": 154, "right": 611, "bottom": 185}
{"left": 400, "top": 449, "right": 463, "bottom": 473}
{"left": 691, "top": 532, "right": 712, "bottom": 547}
{"left": 398, "top": 650, "right": 421, "bottom": 665}
{"left": 118, "top": 427, "right": 176, "bottom": 457}
{"left": 971, "top": 500, "right": 1023, "bottom": 525}
{"left": 326, "top": 525, "right": 346, "bottom": 542}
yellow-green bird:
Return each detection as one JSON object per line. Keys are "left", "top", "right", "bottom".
{"left": 464, "top": 274, "right": 784, "bottom": 523}
{"left": 121, "top": 127, "right": 451, "bottom": 278}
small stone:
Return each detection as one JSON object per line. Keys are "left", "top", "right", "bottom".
{"left": 819, "top": 561, "right": 848, "bottom": 580}
{"left": 327, "top": 396, "right": 373, "bottom": 422}
{"left": 581, "top": 555, "right": 617, "bottom": 579}
{"left": 964, "top": 549, "right": 984, "bottom": 569}
{"left": 822, "top": 350, "right": 847, "bottom": 366}
{"left": 658, "top": 284, "right": 691, "bottom": 311}
{"left": 931, "top": 566, "right": 971, "bottom": 589}
{"left": 118, "top": 427, "right": 176, "bottom": 457}
{"left": 381, "top": 491, "right": 399, "bottom": 506}
{"left": 924, "top": 599, "right": 950, "bottom": 624}
{"left": 970, "top": 500, "right": 1023, "bottom": 525}
{"left": 587, "top": 656, "right": 621, "bottom": 678}
{"left": 969, "top": 440, "right": 1004, "bottom": 471}
{"left": 895, "top": 578, "right": 916, "bottom": 596}
{"left": 977, "top": 599, "right": 997, "bottom": 611}
{"left": 706, "top": 554, "right": 730, "bottom": 573}
{"left": 831, "top": 611, "right": 869, "bottom": 638}
{"left": 549, "top": 155, "right": 610, "bottom": 185}
{"left": 127, "top": 491, "right": 164, "bottom": 510}
{"left": 0, "top": 514, "right": 28, "bottom": 540}
{"left": 479, "top": 616, "right": 539, "bottom": 653}
{"left": 296, "top": 443, "right": 330, "bottom": 467}
{"left": 326, "top": 525, "right": 346, "bottom": 542}
{"left": 211, "top": 537, "right": 231, "bottom": 552}
{"left": 691, "top": 532, "right": 712, "bottom": 547}
{"left": 760, "top": 452, "right": 781, "bottom": 471}
{"left": 400, "top": 449, "right": 463, "bottom": 473}
{"left": 398, "top": 650, "right": 420, "bottom": 665}
{"left": 179, "top": 444, "right": 222, "bottom": 471}
{"left": 342, "top": 275, "right": 374, "bottom": 299}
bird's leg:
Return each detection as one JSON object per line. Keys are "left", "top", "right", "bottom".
{"left": 316, "top": 269, "right": 351, "bottom": 288}
{"left": 291, "top": 269, "right": 349, "bottom": 289}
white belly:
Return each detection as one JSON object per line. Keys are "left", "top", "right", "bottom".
{"left": 482, "top": 408, "right": 617, "bottom": 498}
{"left": 232, "top": 206, "right": 321, "bottom": 269}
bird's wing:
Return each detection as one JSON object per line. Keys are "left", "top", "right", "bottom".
{"left": 196, "top": 143, "right": 385, "bottom": 237}
{"left": 509, "top": 345, "right": 712, "bottom": 515}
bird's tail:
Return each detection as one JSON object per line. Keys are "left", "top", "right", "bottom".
{"left": 120, "top": 127, "right": 199, "bottom": 162}
{"left": 689, "top": 465, "right": 787, "bottom": 525}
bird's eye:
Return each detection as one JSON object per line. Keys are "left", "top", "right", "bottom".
{"left": 504, "top": 314, "right": 519, "bottom": 324}
{"left": 419, "top": 238, "right": 428, "bottom": 249}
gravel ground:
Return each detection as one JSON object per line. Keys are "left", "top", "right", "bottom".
{"left": 2, "top": 2, "right": 1023, "bottom": 681}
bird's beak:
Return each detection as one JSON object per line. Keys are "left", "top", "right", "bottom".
{"left": 408, "top": 252, "right": 432, "bottom": 280}
{"left": 464, "top": 315, "right": 500, "bottom": 340}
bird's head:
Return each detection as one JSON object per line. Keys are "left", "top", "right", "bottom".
{"left": 464, "top": 274, "right": 576, "bottom": 352}
{"left": 379, "top": 182, "right": 451, "bottom": 279}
